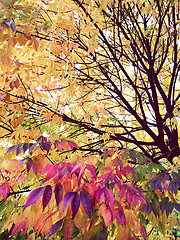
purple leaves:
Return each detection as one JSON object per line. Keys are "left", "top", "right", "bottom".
{"left": 71, "top": 192, "right": 80, "bottom": 219}
{"left": 54, "top": 183, "right": 63, "bottom": 207}
{"left": 24, "top": 187, "right": 44, "bottom": 210}
{"left": 80, "top": 190, "right": 92, "bottom": 218}
{"left": 6, "top": 144, "right": 22, "bottom": 155}
{"left": 47, "top": 219, "right": 63, "bottom": 238}
{"left": 63, "top": 192, "right": 76, "bottom": 210}
{"left": 116, "top": 210, "right": 125, "bottom": 226}
{"left": 63, "top": 192, "right": 79, "bottom": 219}
{"left": 63, "top": 190, "right": 92, "bottom": 219}
{"left": 43, "top": 185, "right": 52, "bottom": 210}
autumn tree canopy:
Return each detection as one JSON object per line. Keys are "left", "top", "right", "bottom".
{"left": 0, "top": 0, "right": 180, "bottom": 239}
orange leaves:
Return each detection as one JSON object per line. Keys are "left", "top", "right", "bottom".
{"left": 9, "top": 78, "right": 20, "bottom": 90}
{"left": 13, "top": 115, "right": 24, "bottom": 129}
{"left": 33, "top": 37, "right": 39, "bottom": 51}
{"left": 55, "top": 139, "right": 79, "bottom": 152}
{"left": 0, "top": 93, "right": 10, "bottom": 101}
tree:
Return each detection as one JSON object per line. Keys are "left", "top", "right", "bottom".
{"left": 0, "top": 0, "right": 180, "bottom": 239}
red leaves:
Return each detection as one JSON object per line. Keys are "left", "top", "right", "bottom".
{"left": 55, "top": 139, "right": 79, "bottom": 152}
{"left": 80, "top": 190, "right": 92, "bottom": 218}
{"left": 24, "top": 187, "right": 44, "bottom": 210}
{"left": 62, "top": 216, "right": 74, "bottom": 240}
{"left": 11, "top": 219, "right": 29, "bottom": 238}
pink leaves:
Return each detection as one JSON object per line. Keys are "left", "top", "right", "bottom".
{"left": 86, "top": 164, "right": 97, "bottom": 180}
{"left": 80, "top": 190, "right": 92, "bottom": 218}
{"left": 24, "top": 187, "right": 44, "bottom": 210}
{"left": 95, "top": 187, "right": 114, "bottom": 209}
{"left": 0, "top": 181, "right": 10, "bottom": 200}
{"left": 104, "top": 188, "right": 114, "bottom": 208}
{"left": 103, "top": 207, "right": 113, "bottom": 227}
{"left": 11, "top": 219, "right": 29, "bottom": 238}
{"left": 55, "top": 139, "right": 79, "bottom": 152}
{"left": 126, "top": 189, "right": 132, "bottom": 206}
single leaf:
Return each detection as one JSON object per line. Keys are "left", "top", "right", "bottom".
{"left": 103, "top": 207, "right": 112, "bottom": 227}
{"left": 24, "top": 187, "right": 44, "bottom": 210}
{"left": 16, "top": 146, "right": 23, "bottom": 156}
{"left": 123, "top": 166, "right": 135, "bottom": 173}
{"left": 23, "top": 143, "right": 29, "bottom": 153}
{"left": 71, "top": 162, "right": 84, "bottom": 175}
{"left": 40, "top": 165, "right": 56, "bottom": 176}
{"left": 11, "top": 222, "right": 23, "bottom": 238}
{"left": 86, "top": 164, "right": 97, "bottom": 180}
{"left": 116, "top": 210, "right": 125, "bottom": 226}
{"left": 132, "top": 193, "right": 138, "bottom": 207}
{"left": 63, "top": 192, "right": 75, "bottom": 210}
{"left": 71, "top": 192, "right": 80, "bottom": 219}
{"left": 43, "top": 185, "right": 52, "bottom": 210}
{"left": 54, "top": 182, "right": 63, "bottom": 207}
{"left": 116, "top": 168, "right": 122, "bottom": 179}
{"left": 126, "top": 188, "right": 132, "bottom": 206}
{"left": 32, "top": 160, "right": 40, "bottom": 176}
{"left": 78, "top": 167, "right": 85, "bottom": 187}
{"left": 104, "top": 187, "right": 114, "bottom": 208}
{"left": 21, "top": 219, "right": 29, "bottom": 238}
{"left": 1, "top": 182, "right": 10, "bottom": 200}
{"left": 41, "top": 142, "right": 51, "bottom": 154}
{"left": 26, "top": 158, "right": 33, "bottom": 173}
{"left": 140, "top": 225, "right": 147, "bottom": 240}
{"left": 67, "top": 140, "right": 79, "bottom": 150}
{"left": 119, "top": 184, "right": 126, "bottom": 199}
{"left": 55, "top": 140, "right": 63, "bottom": 152}
{"left": 80, "top": 190, "right": 92, "bottom": 218}
{"left": 47, "top": 219, "right": 63, "bottom": 238}
{"left": 27, "top": 233, "right": 35, "bottom": 240}
{"left": 62, "top": 216, "right": 74, "bottom": 240}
